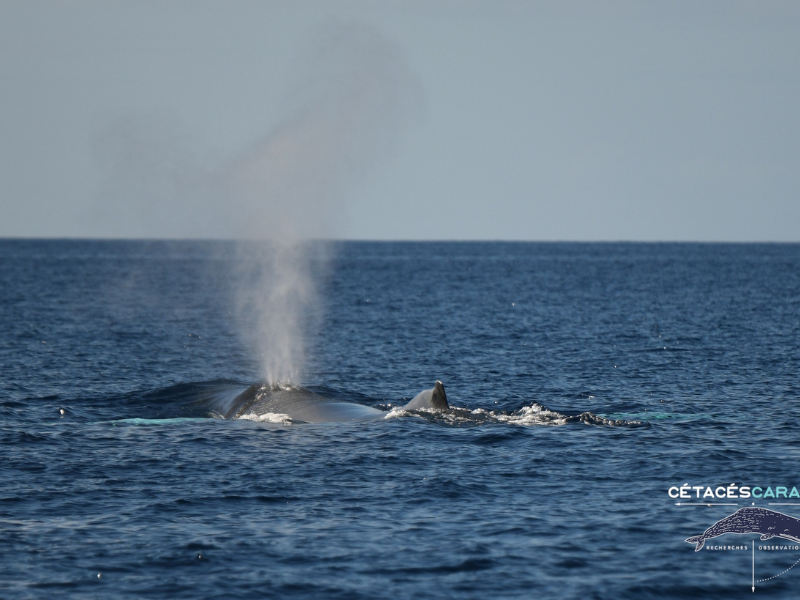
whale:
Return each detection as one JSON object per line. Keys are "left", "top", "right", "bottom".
{"left": 194, "top": 380, "right": 449, "bottom": 423}
{"left": 685, "top": 507, "right": 800, "bottom": 551}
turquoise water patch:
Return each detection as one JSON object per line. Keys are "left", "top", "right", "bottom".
{"left": 597, "top": 412, "right": 713, "bottom": 422}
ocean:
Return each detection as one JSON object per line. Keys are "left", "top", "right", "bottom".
{"left": 1, "top": 240, "right": 798, "bottom": 598}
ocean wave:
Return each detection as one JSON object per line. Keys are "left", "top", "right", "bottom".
{"left": 385, "top": 403, "right": 645, "bottom": 427}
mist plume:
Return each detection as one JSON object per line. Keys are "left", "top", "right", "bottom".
{"left": 228, "top": 22, "right": 420, "bottom": 385}
{"left": 90, "top": 22, "right": 419, "bottom": 385}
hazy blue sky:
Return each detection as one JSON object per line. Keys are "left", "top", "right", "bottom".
{"left": 1, "top": 1, "right": 798, "bottom": 241}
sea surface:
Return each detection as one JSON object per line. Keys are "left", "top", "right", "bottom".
{"left": 1, "top": 240, "right": 799, "bottom": 599}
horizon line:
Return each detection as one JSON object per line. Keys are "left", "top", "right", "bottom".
{"left": 1, "top": 236, "right": 799, "bottom": 245}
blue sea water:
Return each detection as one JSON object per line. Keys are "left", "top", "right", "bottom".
{"left": 1, "top": 240, "right": 799, "bottom": 598}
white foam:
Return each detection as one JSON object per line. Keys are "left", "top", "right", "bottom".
{"left": 249, "top": 401, "right": 638, "bottom": 428}
{"left": 384, "top": 407, "right": 413, "bottom": 419}
{"left": 238, "top": 412, "right": 293, "bottom": 424}
{"left": 384, "top": 403, "right": 569, "bottom": 426}
{"left": 494, "top": 404, "right": 569, "bottom": 426}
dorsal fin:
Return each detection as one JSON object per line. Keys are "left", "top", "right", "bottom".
{"left": 431, "top": 380, "right": 448, "bottom": 409}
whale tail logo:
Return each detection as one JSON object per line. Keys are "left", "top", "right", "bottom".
{"left": 685, "top": 535, "right": 705, "bottom": 552}
{"left": 685, "top": 507, "right": 800, "bottom": 553}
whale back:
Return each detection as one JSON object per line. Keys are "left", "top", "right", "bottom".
{"left": 241, "top": 386, "right": 386, "bottom": 423}
{"left": 402, "top": 380, "right": 449, "bottom": 411}
{"left": 194, "top": 383, "right": 387, "bottom": 422}
{"left": 192, "top": 383, "right": 259, "bottom": 419}
{"left": 193, "top": 380, "right": 449, "bottom": 422}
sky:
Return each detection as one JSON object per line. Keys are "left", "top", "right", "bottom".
{"left": 0, "top": 0, "right": 798, "bottom": 241}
